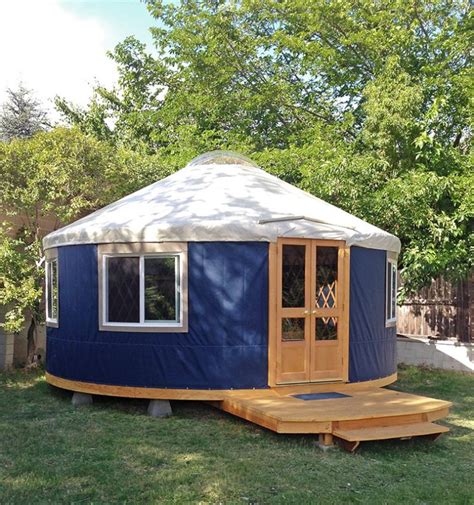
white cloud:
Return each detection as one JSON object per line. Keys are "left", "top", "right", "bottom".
{"left": 0, "top": 0, "right": 118, "bottom": 120}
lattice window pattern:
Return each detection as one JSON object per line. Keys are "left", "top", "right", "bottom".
{"left": 315, "top": 317, "right": 338, "bottom": 340}
{"left": 107, "top": 256, "right": 140, "bottom": 322}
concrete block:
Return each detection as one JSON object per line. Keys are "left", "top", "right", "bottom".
{"left": 148, "top": 399, "right": 172, "bottom": 418}
{"left": 317, "top": 433, "right": 335, "bottom": 451}
{"left": 317, "top": 442, "right": 335, "bottom": 452}
{"left": 72, "top": 392, "right": 93, "bottom": 407}
{"left": 397, "top": 336, "right": 473, "bottom": 372}
{"left": 433, "top": 356, "right": 443, "bottom": 368}
{"left": 0, "top": 351, "right": 13, "bottom": 371}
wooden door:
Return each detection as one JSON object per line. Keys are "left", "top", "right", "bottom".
{"left": 309, "top": 241, "right": 345, "bottom": 381}
{"left": 276, "top": 239, "right": 312, "bottom": 383}
{"left": 275, "top": 239, "right": 348, "bottom": 384}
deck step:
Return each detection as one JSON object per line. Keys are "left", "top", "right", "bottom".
{"left": 333, "top": 421, "right": 449, "bottom": 443}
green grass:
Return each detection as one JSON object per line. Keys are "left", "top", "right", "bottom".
{"left": 0, "top": 366, "right": 472, "bottom": 505}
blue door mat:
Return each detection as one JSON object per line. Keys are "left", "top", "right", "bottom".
{"left": 292, "top": 392, "right": 352, "bottom": 400}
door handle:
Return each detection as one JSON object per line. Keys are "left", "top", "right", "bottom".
{"left": 312, "top": 310, "right": 317, "bottom": 314}
{"left": 303, "top": 310, "right": 309, "bottom": 315}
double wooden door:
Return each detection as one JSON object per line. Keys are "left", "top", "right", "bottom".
{"left": 275, "top": 239, "right": 349, "bottom": 384}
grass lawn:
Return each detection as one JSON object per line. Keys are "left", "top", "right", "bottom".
{"left": 0, "top": 366, "right": 472, "bottom": 504}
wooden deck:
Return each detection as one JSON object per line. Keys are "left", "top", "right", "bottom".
{"left": 213, "top": 386, "right": 451, "bottom": 451}
{"left": 46, "top": 372, "right": 451, "bottom": 451}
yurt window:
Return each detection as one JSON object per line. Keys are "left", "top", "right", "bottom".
{"left": 386, "top": 257, "right": 397, "bottom": 326}
{"left": 98, "top": 243, "right": 188, "bottom": 332}
{"left": 45, "top": 249, "right": 59, "bottom": 327}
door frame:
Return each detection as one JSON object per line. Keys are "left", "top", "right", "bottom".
{"left": 267, "top": 239, "right": 351, "bottom": 387}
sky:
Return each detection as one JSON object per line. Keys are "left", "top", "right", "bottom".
{"left": 0, "top": 0, "right": 155, "bottom": 117}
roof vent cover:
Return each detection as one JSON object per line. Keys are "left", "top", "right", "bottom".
{"left": 187, "top": 150, "right": 258, "bottom": 168}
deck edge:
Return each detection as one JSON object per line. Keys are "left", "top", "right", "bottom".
{"left": 45, "top": 371, "right": 398, "bottom": 400}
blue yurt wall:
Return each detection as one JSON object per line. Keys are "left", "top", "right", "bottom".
{"left": 46, "top": 242, "right": 269, "bottom": 389}
{"left": 348, "top": 246, "right": 397, "bottom": 382}
{"left": 46, "top": 242, "right": 397, "bottom": 389}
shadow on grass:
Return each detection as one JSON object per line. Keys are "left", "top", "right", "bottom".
{"left": 3, "top": 366, "right": 472, "bottom": 453}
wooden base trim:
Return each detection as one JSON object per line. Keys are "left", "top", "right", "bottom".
{"left": 46, "top": 371, "right": 398, "bottom": 400}
{"left": 45, "top": 372, "right": 240, "bottom": 400}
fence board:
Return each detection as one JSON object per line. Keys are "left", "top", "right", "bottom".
{"left": 397, "top": 274, "right": 473, "bottom": 342}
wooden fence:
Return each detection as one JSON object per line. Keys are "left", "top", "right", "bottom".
{"left": 397, "top": 273, "right": 473, "bottom": 342}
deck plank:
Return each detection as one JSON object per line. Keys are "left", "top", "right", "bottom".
{"left": 333, "top": 422, "right": 449, "bottom": 442}
{"left": 215, "top": 387, "right": 451, "bottom": 441}
{"left": 220, "top": 388, "right": 452, "bottom": 423}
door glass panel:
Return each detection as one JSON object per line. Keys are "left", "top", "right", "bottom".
{"left": 316, "top": 247, "right": 338, "bottom": 308}
{"left": 315, "top": 317, "right": 338, "bottom": 340}
{"left": 282, "top": 245, "right": 305, "bottom": 307}
{"left": 282, "top": 318, "right": 305, "bottom": 341}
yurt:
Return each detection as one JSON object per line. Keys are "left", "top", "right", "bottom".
{"left": 44, "top": 151, "right": 453, "bottom": 449}
{"left": 44, "top": 151, "right": 401, "bottom": 393}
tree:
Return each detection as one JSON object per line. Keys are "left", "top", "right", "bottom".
{"left": 56, "top": 0, "right": 473, "bottom": 292}
{"left": 0, "top": 127, "right": 166, "bottom": 361}
{"left": 0, "top": 85, "right": 49, "bottom": 141}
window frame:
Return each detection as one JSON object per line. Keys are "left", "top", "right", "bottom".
{"left": 385, "top": 253, "right": 398, "bottom": 327}
{"left": 45, "top": 248, "right": 59, "bottom": 328}
{"left": 98, "top": 243, "right": 188, "bottom": 333}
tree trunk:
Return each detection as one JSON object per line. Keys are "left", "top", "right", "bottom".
{"left": 26, "top": 316, "right": 37, "bottom": 364}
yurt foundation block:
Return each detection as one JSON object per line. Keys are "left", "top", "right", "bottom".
{"left": 72, "top": 392, "right": 93, "bottom": 407}
{"left": 148, "top": 399, "right": 172, "bottom": 418}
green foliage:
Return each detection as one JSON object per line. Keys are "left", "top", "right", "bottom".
{"left": 0, "top": 128, "right": 114, "bottom": 225}
{"left": 0, "top": 230, "right": 42, "bottom": 334}
{"left": 57, "top": 0, "right": 473, "bottom": 291}
{"left": 0, "top": 128, "right": 168, "bottom": 335}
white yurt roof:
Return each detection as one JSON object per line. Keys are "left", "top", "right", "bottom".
{"left": 43, "top": 151, "right": 401, "bottom": 252}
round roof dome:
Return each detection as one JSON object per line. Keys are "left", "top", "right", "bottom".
{"left": 187, "top": 150, "right": 259, "bottom": 168}
{"left": 43, "top": 150, "right": 401, "bottom": 253}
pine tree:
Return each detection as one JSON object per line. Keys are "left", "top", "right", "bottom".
{"left": 0, "top": 85, "right": 48, "bottom": 141}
